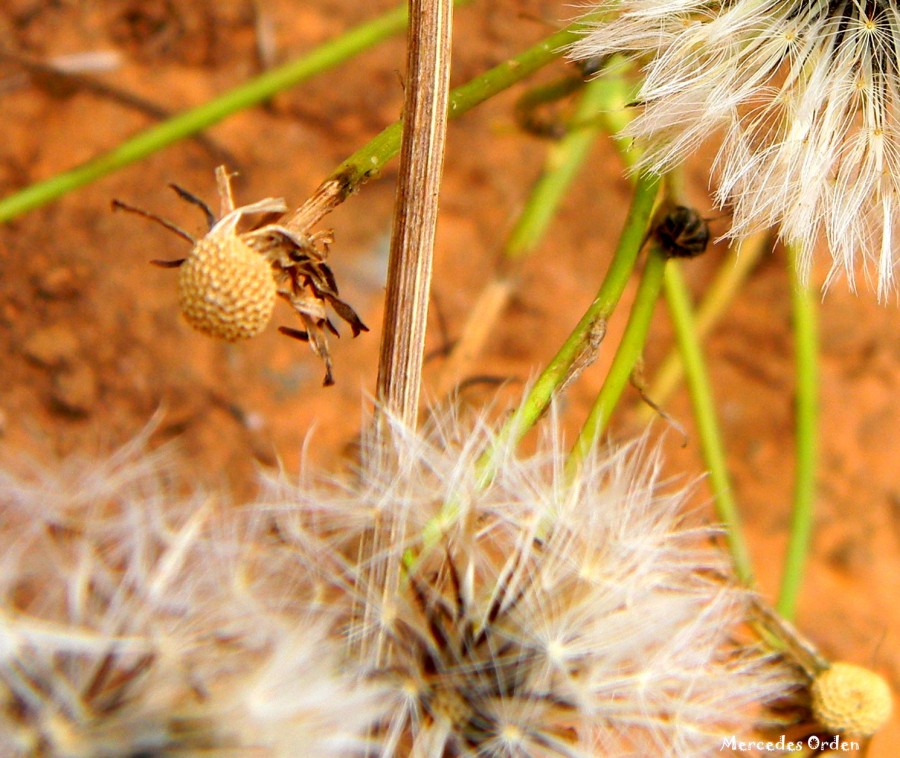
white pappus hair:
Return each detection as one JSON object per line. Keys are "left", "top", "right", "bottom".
{"left": 572, "top": 0, "right": 900, "bottom": 297}
{"left": 261, "top": 409, "right": 801, "bottom": 757}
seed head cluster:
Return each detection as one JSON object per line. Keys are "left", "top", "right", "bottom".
{"left": 178, "top": 233, "right": 277, "bottom": 341}
{"left": 811, "top": 662, "right": 893, "bottom": 737}
{"left": 0, "top": 409, "right": 817, "bottom": 756}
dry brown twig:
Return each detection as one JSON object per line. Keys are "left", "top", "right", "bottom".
{"left": 374, "top": 0, "right": 454, "bottom": 428}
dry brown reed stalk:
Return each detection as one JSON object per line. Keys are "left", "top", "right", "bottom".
{"left": 375, "top": 0, "right": 454, "bottom": 427}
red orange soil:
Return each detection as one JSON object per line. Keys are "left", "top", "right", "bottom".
{"left": 1, "top": 1, "right": 898, "bottom": 753}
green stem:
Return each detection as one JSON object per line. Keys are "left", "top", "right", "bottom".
{"left": 566, "top": 244, "right": 667, "bottom": 474}
{"left": 325, "top": 21, "right": 593, "bottom": 197}
{"left": 506, "top": 70, "right": 631, "bottom": 259}
{"left": 777, "top": 244, "right": 819, "bottom": 619}
{"left": 663, "top": 260, "right": 754, "bottom": 584}
{"left": 476, "top": 171, "right": 661, "bottom": 485}
{"left": 0, "top": 1, "right": 472, "bottom": 223}
{"left": 436, "top": 62, "right": 631, "bottom": 396}
{"left": 636, "top": 230, "right": 770, "bottom": 422}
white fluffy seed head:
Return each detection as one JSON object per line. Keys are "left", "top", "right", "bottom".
{"left": 262, "top": 409, "right": 803, "bottom": 756}
{"left": 0, "top": 430, "right": 387, "bottom": 757}
{"left": 178, "top": 233, "right": 277, "bottom": 341}
{"left": 0, "top": 406, "right": 807, "bottom": 757}
{"left": 571, "top": 0, "right": 900, "bottom": 297}
{"left": 811, "top": 662, "right": 893, "bottom": 737}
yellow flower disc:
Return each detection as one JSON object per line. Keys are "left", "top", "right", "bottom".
{"left": 178, "top": 234, "right": 276, "bottom": 341}
{"left": 811, "top": 662, "right": 892, "bottom": 737}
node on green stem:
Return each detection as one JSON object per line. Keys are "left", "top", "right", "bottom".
{"left": 112, "top": 165, "right": 368, "bottom": 386}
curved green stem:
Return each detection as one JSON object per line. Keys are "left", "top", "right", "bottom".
{"left": 324, "top": 21, "right": 594, "bottom": 200}
{"left": 566, "top": 244, "right": 667, "bottom": 474}
{"left": 437, "top": 62, "right": 632, "bottom": 396}
{"left": 476, "top": 171, "right": 661, "bottom": 486}
{"left": 663, "top": 260, "right": 754, "bottom": 584}
{"left": 777, "top": 243, "right": 819, "bottom": 619}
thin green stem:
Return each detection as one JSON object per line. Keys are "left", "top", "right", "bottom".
{"left": 321, "top": 20, "right": 594, "bottom": 202}
{"left": 506, "top": 69, "right": 631, "bottom": 259}
{"left": 437, "top": 63, "right": 631, "bottom": 396}
{"left": 636, "top": 229, "right": 771, "bottom": 422}
{"left": 0, "top": 1, "right": 472, "bottom": 223}
{"left": 476, "top": 171, "right": 661, "bottom": 486}
{"left": 777, "top": 244, "right": 819, "bottom": 619}
{"left": 566, "top": 244, "right": 668, "bottom": 475}
{"left": 421, "top": 165, "right": 660, "bottom": 553}
{"left": 663, "top": 260, "right": 754, "bottom": 584}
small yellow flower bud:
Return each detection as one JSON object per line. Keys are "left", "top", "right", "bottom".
{"left": 178, "top": 234, "right": 276, "bottom": 341}
{"left": 811, "top": 662, "right": 892, "bottom": 737}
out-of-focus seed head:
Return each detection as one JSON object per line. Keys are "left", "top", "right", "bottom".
{"left": 178, "top": 233, "right": 277, "bottom": 341}
{"left": 811, "top": 662, "right": 893, "bottom": 737}
{"left": 0, "top": 429, "right": 388, "bottom": 757}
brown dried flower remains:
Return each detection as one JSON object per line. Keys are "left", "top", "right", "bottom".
{"left": 113, "top": 165, "right": 368, "bottom": 386}
{"left": 750, "top": 598, "right": 893, "bottom": 744}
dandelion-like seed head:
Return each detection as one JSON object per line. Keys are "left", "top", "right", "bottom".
{"left": 270, "top": 410, "right": 801, "bottom": 756}
{"left": 0, "top": 410, "right": 809, "bottom": 756}
{"left": 0, "top": 432, "right": 386, "bottom": 756}
{"left": 573, "top": 0, "right": 900, "bottom": 296}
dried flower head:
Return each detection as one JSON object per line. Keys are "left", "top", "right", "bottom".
{"left": 113, "top": 165, "right": 369, "bottom": 385}
{"left": 810, "top": 662, "right": 893, "bottom": 738}
{"left": 0, "top": 431, "right": 386, "bottom": 756}
{"left": 177, "top": 228, "right": 278, "bottom": 342}
{"left": 746, "top": 594, "right": 893, "bottom": 748}
{"left": 265, "top": 410, "right": 799, "bottom": 756}
{"left": 573, "top": 1, "right": 900, "bottom": 295}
